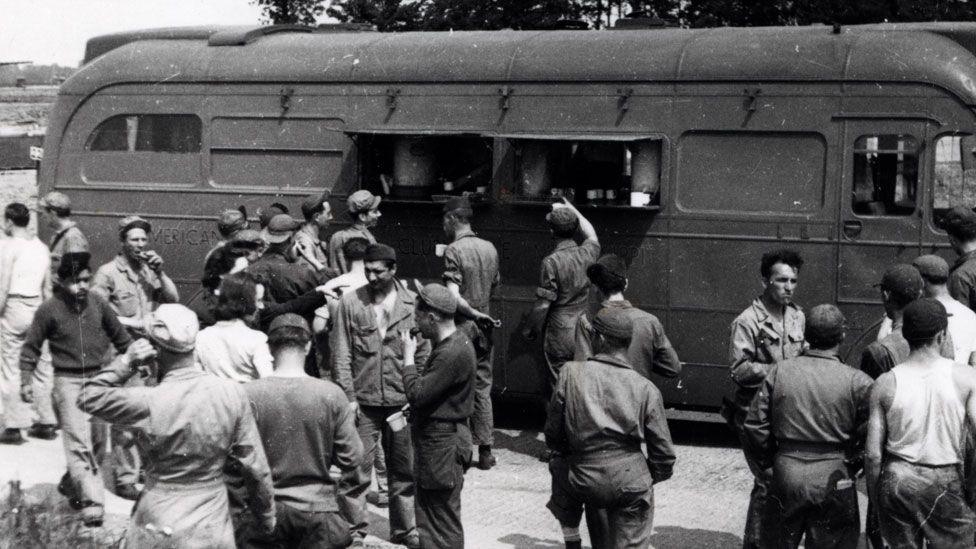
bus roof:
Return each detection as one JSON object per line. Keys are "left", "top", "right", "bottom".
{"left": 65, "top": 23, "right": 976, "bottom": 104}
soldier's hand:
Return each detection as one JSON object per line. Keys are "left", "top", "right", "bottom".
{"left": 142, "top": 250, "right": 164, "bottom": 272}
{"left": 125, "top": 338, "right": 158, "bottom": 365}
{"left": 20, "top": 384, "right": 33, "bottom": 404}
{"left": 476, "top": 313, "right": 501, "bottom": 330}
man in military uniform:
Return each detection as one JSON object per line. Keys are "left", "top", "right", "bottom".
{"left": 329, "top": 190, "right": 380, "bottom": 274}
{"left": 944, "top": 205, "right": 976, "bottom": 311}
{"left": 295, "top": 191, "right": 334, "bottom": 272}
{"left": 524, "top": 198, "right": 600, "bottom": 390}
{"left": 401, "top": 284, "right": 477, "bottom": 549}
{"left": 728, "top": 249, "right": 805, "bottom": 549}
{"left": 441, "top": 196, "right": 500, "bottom": 470}
{"left": 744, "top": 304, "right": 873, "bottom": 548}
{"left": 545, "top": 306, "right": 675, "bottom": 549}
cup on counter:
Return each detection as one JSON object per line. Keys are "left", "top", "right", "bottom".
{"left": 387, "top": 410, "right": 408, "bottom": 432}
{"left": 435, "top": 243, "right": 447, "bottom": 257}
{"left": 630, "top": 191, "right": 651, "bottom": 207}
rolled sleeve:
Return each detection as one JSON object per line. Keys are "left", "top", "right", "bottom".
{"left": 442, "top": 246, "right": 464, "bottom": 286}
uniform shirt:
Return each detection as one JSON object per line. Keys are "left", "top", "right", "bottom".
{"left": 879, "top": 296, "right": 976, "bottom": 364}
{"left": 574, "top": 299, "right": 681, "bottom": 380}
{"left": 19, "top": 291, "right": 131, "bottom": 378}
{"left": 245, "top": 376, "right": 363, "bottom": 512}
{"left": 48, "top": 221, "right": 89, "bottom": 276}
{"left": 442, "top": 228, "right": 499, "bottom": 314}
{"left": 92, "top": 254, "right": 172, "bottom": 321}
{"left": 195, "top": 319, "right": 274, "bottom": 383}
{"left": 537, "top": 238, "right": 601, "bottom": 362}
{"left": 860, "top": 318, "right": 955, "bottom": 379}
{"left": 744, "top": 349, "right": 873, "bottom": 469}
{"left": 247, "top": 251, "right": 327, "bottom": 306}
{"left": 728, "top": 297, "right": 805, "bottom": 417}
{"left": 294, "top": 223, "right": 329, "bottom": 272}
{"left": 328, "top": 224, "right": 375, "bottom": 274}
{"left": 0, "top": 235, "right": 50, "bottom": 305}
{"left": 544, "top": 353, "right": 675, "bottom": 482}
{"left": 330, "top": 280, "right": 431, "bottom": 407}
{"left": 949, "top": 249, "right": 976, "bottom": 311}
{"left": 403, "top": 330, "right": 476, "bottom": 424}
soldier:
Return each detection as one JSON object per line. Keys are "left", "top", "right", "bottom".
{"left": 914, "top": 254, "right": 976, "bottom": 365}
{"left": 0, "top": 203, "right": 51, "bottom": 443}
{"left": 295, "top": 191, "right": 334, "bottom": 272}
{"left": 574, "top": 253, "right": 681, "bottom": 379}
{"left": 77, "top": 305, "right": 276, "bottom": 547}
{"left": 204, "top": 207, "right": 249, "bottom": 265}
{"left": 523, "top": 198, "right": 600, "bottom": 390}
{"left": 545, "top": 306, "right": 675, "bottom": 549}
{"left": 727, "top": 249, "right": 805, "bottom": 549}
{"left": 38, "top": 191, "right": 89, "bottom": 279}
{"left": 401, "top": 284, "right": 477, "bottom": 548}
{"left": 92, "top": 215, "right": 179, "bottom": 500}
{"left": 329, "top": 190, "right": 380, "bottom": 274}
{"left": 744, "top": 304, "right": 873, "bottom": 548}
{"left": 331, "top": 243, "right": 427, "bottom": 548}
{"left": 866, "top": 298, "right": 976, "bottom": 548}
{"left": 440, "top": 196, "right": 500, "bottom": 470}
{"left": 249, "top": 214, "right": 328, "bottom": 305}
{"left": 944, "top": 205, "right": 976, "bottom": 311}
{"left": 19, "top": 252, "right": 132, "bottom": 526}
{"left": 236, "top": 314, "right": 363, "bottom": 548}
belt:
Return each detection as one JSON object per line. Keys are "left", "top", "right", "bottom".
{"left": 7, "top": 294, "right": 40, "bottom": 299}
{"left": 887, "top": 454, "right": 961, "bottom": 469}
{"left": 777, "top": 440, "right": 846, "bottom": 456}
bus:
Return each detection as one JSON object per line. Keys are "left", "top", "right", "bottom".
{"left": 37, "top": 22, "right": 976, "bottom": 414}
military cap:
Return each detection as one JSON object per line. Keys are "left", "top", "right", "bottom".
{"left": 261, "top": 214, "right": 300, "bottom": 244}
{"left": 57, "top": 251, "right": 91, "bottom": 280}
{"left": 39, "top": 191, "right": 70, "bottom": 211}
{"left": 443, "top": 196, "right": 473, "bottom": 217}
{"left": 878, "top": 264, "right": 923, "bottom": 303}
{"left": 587, "top": 254, "right": 627, "bottom": 285}
{"left": 418, "top": 283, "right": 458, "bottom": 315}
{"left": 546, "top": 207, "right": 579, "bottom": 233}
{"left": 592, "top": 306, "right": 634, "bottom": 340}
{"left": 118, "top": 215, "right": 151, "bottom": 239}
{"left": 269, "top": 313, "right": 311, "bottom": 335}
{"left": 942, "top": 206, "right": 976, "bottom": 239}
{"left": 301, "top": 191, "right": 331, "bottom": 221}
{"left": 348, "top": 190, "right": 381, "bottom": 214}
{"left": 912, "top": 254, "right": 950, "bottom": 282}
{"left": 804, "top": 304, "right": 845, "bottom": 347}
{"left": 902, "top": 298, "right": 948, "bottom": 343}
{"left": 257, "top": 203, "right": 289, "bottom": 229}
{"left": 231, "top": 229, "right": 265, "bottom": 247}
{"left": 144, "top": 304, "right": 199, "bottom": 354}
{"left": 217, "top": 208, "right": 248, "bottom": 235}
{"left": 364, "top": 243, "right": 396, "bottom": 263}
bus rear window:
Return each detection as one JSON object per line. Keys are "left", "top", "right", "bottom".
{"left": 87, "top": 114, "right": 201, "bottom": 153}
{"left": 852, "top": 135, "right": 918, "bottom": 216}
{"left": 933, "top": 134, "right": 976, "bottom": 228}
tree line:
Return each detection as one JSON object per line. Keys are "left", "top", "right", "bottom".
{"left": 253, "top": 0, "right": 976, "bottom": 30}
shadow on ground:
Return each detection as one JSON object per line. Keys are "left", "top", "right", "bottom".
{"left": 650, "top": 525, "right": 742, "bottom": 548}
{"left": 496, "top": 532, "right": 576, "bottom": 548}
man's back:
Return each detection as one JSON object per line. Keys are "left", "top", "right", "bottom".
{"left": 245, "top": 376, "right": 362, "bottom": 511}
{"left": 574, "top": 301, "right": 681, "bottom": 379}
{"left": 444, "top": 232, "right": 499, "bottom": 313}
{"left": 540, "top": 239, "right": 600, "bottom": 309}
{"left": 248, "top": 252, "right": 322, "bottom": 304}
{"left": 1, "top": 236, "right": 49, "bottom": 296}
{"left": 940, "top": 296, "right": 976, "bottom": 364}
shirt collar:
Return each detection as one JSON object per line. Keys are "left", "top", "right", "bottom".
{"left": 554, "top": 238, "right": 576, "bottom": 251}
{"left": 956, "top": 249, "right": 976, "bottom": 268}
{"left": 589, "top": 353, "right": 633, "bottom": 370}
{"left": 802, "top": 348, "right": 840, "bottom": 361}
{"left": 113, "top": 254, "right": 148, "bottom": 282}
{"left": 452, "top": 227, "right": 477, "bottom": 242}
{"left": 601, "top": 299, "right": 633, "bottom": 309}
{"left": 53, "top": 220, "right": 78, "bottom": 237}
{"left": 299, "top": 223, "right": 320, "bottom": 241}
{"left": 750, "top": 296, "right": 799, "bottom": 324}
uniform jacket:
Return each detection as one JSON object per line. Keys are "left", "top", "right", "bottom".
{"left": 537, "top": 238, "right": 601, "bottom": 362}
{"left": 247, "top": 251, "right": 326, "bottom": 305}
{"left": 78, "top": 360, "right": 275, "bottom": 548}
{"left": 331, "top": 280, "right": 431, "bottom": 407}
{"left": 574, "top": 299, "right": 681, "bottom": 380}
{"left": 860, "top": 318, "right": 955, "bottom": 380}
{"left": 442, "top": 228, "right": 499, "bottom": 314}
{"left": 950, "top": 249, "right": 976, "bottom": 312}
{"left": 328, "top": 224, "right": 375, "bottom": 274}
{"left": 92, "top": 254, "right": 172, "bottom": 320}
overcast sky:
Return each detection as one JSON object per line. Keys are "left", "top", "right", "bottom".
{"left": 0, "top": 0, "right": 269, "bottom": 66}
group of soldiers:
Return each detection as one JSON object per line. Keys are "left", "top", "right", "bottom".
{"left": 4, "top": 180, "right": 976, "bottom": 548}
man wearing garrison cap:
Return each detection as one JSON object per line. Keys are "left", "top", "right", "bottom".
{"left": 440, "top": 195, "right": 501, "bottom": 470}
{"left": 744, "top": 304, "right": 873, "bottom": 548}
{"left": 866, "top": 298, "right": 976, "bottom": 548}
{"left": 331, "top": 242, "right": 426, "bottom": 548}
{"left": 78, "top": 305, "right": 275, "bottom": 548}
{"left": 944, "top": 205, "right": 976, "bottom": 311}
{"left": 544, "top": 306, "right": 675, "bottom": 549}
{"left": 401, "top": 283, "right": 477, "bottom": 548}
{"left": 328, "top": 190, "right": 381, "bottom": 274}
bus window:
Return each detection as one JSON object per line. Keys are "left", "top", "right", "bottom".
{"left": 88, "top": 114, "right": 201, "bottom": 153}
{"left": 852, "top": 135, "right": 918, "bottom": 216}
{"left": 932, "top": 134, "right": 976, "bottom": 229}
{"left": 512, "top": 138, "right": 662, "bottom": 207}
{"left": 358, "top": 135, "right": 492, "bottom": 199}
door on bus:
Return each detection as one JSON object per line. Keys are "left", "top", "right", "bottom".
{"left": 837, "top": 119, "right": 927, "bottom": 359}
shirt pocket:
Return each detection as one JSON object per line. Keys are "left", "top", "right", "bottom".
{"left": 352, "top": 326, "right": 377, "bottom": 356}
{"left": 113, "top": 289, "right": 141, "bottom": 318}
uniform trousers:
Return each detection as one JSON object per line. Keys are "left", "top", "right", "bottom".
{"left": 237, "top": 502, "right": 352, "bottom": 549}
{"left": 879, "top": 457, "right": 975, "bottom": 549}
{"left": 767, "top": 449, "right": 859, "bottom": 549}
{"left": 52, "top": 374, "right": 103, "bottom": 506}
{"left": 414, "top": 420, "right": 471, "bottom": 549}
{"left": 733, "top": 413, "right": 773, "bottom": 549}
{"left": 1, "top": 296, "right": 55, "bottom": 428}
{"left": 461, "top": 320, "right": 493, "bottom": 447}
{"left": 338, "top": 405, "right": 415, "bottom": 540}
{"left": 91, "top": 370, "right": 143, "bottom": 489}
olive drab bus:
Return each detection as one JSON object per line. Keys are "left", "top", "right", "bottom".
{"left": 38, "top": 22, "right": 976, "bottom": 414}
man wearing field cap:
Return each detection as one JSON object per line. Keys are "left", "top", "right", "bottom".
{"left": 745, "top": 304, "right": 873, "bottom": 548}
{"left": 332, "top": 242, "right": 426, "bottom": 548}
{"left": 328, "top": 190, "right": 380, "bottom": 274}
{"left": 441, "top": 195, "right": 501, "bottom": 470}
{"left": 236, "top": 313, "right": 362, "bottom": 548}
{"left": 866, "top": 298, "right": 976, "bottom": 548}
{"left": 401, "top": 283, "right": 477, "bottom": 549}
{"left": 78, "top": 304, "right": 275, "bottom": 548}
{"left": 914, "top": 254, "right": 976, "bottom": 365}
{"left": 944, "top": 205, "right": 976, "bottom": 311}
{"left": 545, "top": 306, "right": 674, "bottom": 549}
{"left": 38, "top": 191, "right": 89, "bottom": 279}
{"left": 248, "top": 213, "right": 326, "bottom": 305}
{"left": 295, "top": 191, "right": 334, "bottom": 272}
{"left": 204, "top": 206, "right": 249, "bottom": 264}
{"left": 524, "top": 198, "right": 600, "bottom": 395}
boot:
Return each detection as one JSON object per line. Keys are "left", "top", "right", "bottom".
{"left": 478, "top": 446, "right": 496, "bottom": 470}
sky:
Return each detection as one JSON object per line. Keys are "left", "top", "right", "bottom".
{"left": 0, "top": 0, "right": 269, "bottom": 66}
